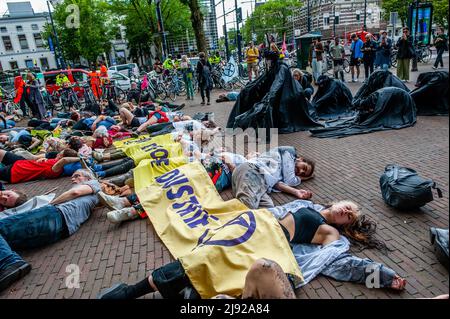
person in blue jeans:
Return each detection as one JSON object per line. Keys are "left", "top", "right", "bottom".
{"left": 0, "top": 169, "right": 100, "bottom": 292}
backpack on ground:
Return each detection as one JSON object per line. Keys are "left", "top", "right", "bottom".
{"left": 379, "top": 164, "right": 443, "bottom": 210}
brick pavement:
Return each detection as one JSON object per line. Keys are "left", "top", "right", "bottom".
{"left": 1, "top": 61, "right": 448, "bottom": 299}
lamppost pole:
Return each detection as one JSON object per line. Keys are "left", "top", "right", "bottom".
{"left": 46, "top": 0, "right": 66, "bottom": 69}
{"left": 363, "top": 0, "right": 367, "bottom": 31}
{"left": 155, "top": 0, "right": 168, "bottom": 60}
{"left": 307, "top": 0, "right": 311, "bottom": 32}
{"left": 222, "top": 0, "right": 230, "bottom": 61}
{"left": 235, "top": 0, "right": 242, "bottom": 62}
{"left": 411, "top": 0, "right": 420, "bottom": 71}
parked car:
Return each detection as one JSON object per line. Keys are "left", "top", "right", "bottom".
{"left": 108, "top": 63, "right": 139, "bottom": 78}
{"left": 43, "top": 68, "right": 90, "bottom": 98}
{"left": 107, "top": 70, "right": 131, "bottom": 91}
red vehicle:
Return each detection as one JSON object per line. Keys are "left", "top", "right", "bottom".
{"left": 43, "top": 68, "right": 90, "bottom": 99}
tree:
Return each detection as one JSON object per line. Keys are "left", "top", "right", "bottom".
{"left": 107, "top": 0, "right": 193, "bottom": 64}
{"left": 432, "top": 0, "right": 449, "bottom": 29}
{"left": 179, "top": 0, "right": 208, "bottom": 54}
{"left": 43, "top": 0, "right": 115, "bottom": 66}
{"left": 241, "top": 0, "right": 303, "bottom": 45}
{"left": 381, "top": 0, "right": 412, "bottom": 27}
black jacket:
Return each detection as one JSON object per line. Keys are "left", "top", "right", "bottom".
{"left": 396, "top": 36, "right": 414, "bottom": 59}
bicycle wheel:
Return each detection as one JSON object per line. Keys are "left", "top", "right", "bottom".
{"left": 155, "top": 83, "right": 167, "bottom": 100}
{"left": 220, "top": 78, "right": 233, "bottom": 91}
{"left": 421, "top": 48, "right": 432, "bottom": 63}
{"left": 166, "top": 83, "right": 176, "bottom": 101}
{"left": 390, "top": 53, "right": 397, "bottom": 67}
{"left": 343, "top": 59, "right": 350, "bottom": 73}
{"left": 177, "top": 81, "right": 187, "bottom": 96}
{"left": 115, "top": 87, "right": 127, "bottom": 103}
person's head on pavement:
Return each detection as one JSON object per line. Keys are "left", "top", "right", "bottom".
{"left": 295, "top": 157, "right": 315, "bottom": 180}
{"left": 71, "top": 169, "right": 95, "bottom": 185}
{"left": 0, "top": 189, "right": 28, "bottom": 209}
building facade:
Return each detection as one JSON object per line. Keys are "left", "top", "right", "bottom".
{"left": 291, "top": 0, "right": 386, "bottom": 41}
{"left": 0, "top": 2, "right": 57, "bottom": 72}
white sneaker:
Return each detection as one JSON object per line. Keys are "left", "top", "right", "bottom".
{"left": 98, "top": 192, "right": 125, "bottom": 211}
{"left": 107, "top": 207, "right": 138, "bottom": 224}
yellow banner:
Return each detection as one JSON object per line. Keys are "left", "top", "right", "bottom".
{"left": 133, "top": 156, "right": 188, "bottom": 192}
{"left": 113, "top": 134, "right": 183, "bottom": 165}
{"left": 137, "top": 162, "right": 303, "bottom": 299}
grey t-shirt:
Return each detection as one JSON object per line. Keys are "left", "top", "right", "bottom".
{"left": 55, "top": 180, "right": 101, "bottom": 235}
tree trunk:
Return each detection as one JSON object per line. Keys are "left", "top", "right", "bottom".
{"left": 182, "top": 0, "right": 208, "bottom": 54}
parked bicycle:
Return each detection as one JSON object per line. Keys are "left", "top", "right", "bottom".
{"left": 100, "top": 79, "right": 126, "bottom": 104}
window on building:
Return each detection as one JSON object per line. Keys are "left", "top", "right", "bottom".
{"left": 323, "top": 14, "right": 330, "bottom": 27}
{"left": 0, "top": 27, "right": 6, "bottom": 33}
{"left": 34, "top": 33, "right": 44, "bottom": 48}
{"left": 31, "top": 24, "right": 39, "bottom": 30}
{"left": 16, "top": 25, "right": 23, "bottom": 31}
{"left": 25, "top": 59, "right": 34, "bottom": 68}
{"left": 2, "top": 36, "right": 13, "bottom": 51}
{"left": 40, "top": 58, "right": 49, "bottom": 71}
{"left": 18, "top": 34, "right": 29, "bottom": 50}
{"left": 9, "top": 61, "right": 18, "bottom": 70}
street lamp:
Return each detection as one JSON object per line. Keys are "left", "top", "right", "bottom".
{"left": 155, "top": 0, "right": 168, "bottom": 60}
{"left": 46, "top": 0, "right": 66, "bottom": 69}
{"left": 363, "top": 0, "right": 367, "bottom": 31}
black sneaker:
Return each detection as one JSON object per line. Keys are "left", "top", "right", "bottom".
{"left": 0, "top": 261, "right": 31, "bottom": 292}
{"left": 97, "top": 283, "right": 130, "bottom": 299}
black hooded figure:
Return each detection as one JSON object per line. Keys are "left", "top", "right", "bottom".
{"left": 310, "top": 87, "right": 417, "bottom": 138}
{"left": 410, "top": 71, "right": 449, "bottom": 116}
{"left": 352, "top": 69, "right": 409, "bottom": 106}
{"left": 227, "top": 50, "right": 321, "bottom": 139}
{"left": 311, "top": 75, "right": 355, "bottom": 120}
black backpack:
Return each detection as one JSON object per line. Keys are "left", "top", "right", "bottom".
{"left": 379, "top": 164, "right": 443, "bottom": 210}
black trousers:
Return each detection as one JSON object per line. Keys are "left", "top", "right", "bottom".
{"left": 364, "top": 60, "right": 374, "bottom": 79}
{"left": 199, "top": 85, "right": 210, "bottom": 102}
{"left": 434, "top": 47, "right": 445, "bottom": 67}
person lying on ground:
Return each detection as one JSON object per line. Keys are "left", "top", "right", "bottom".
{"left": 1, "top": 191, "right": 55, "bottom": 220}
{"left": 0, "top": 130, "right": 41, "bottom": 152}
{"left": 0, "top": 169, "right": 100, "bottom": 292}
{"left": 232, "top": 146, "right": 315, "bottom": 209}
{"left": 99, "top": 98, "right": 119, "bottom": 117}
{"left": 98, "top": 258, "right": 296, "bottom": 299}
{"left": 268, "top": 199, "right": 407, "bottom": 290}
{"left": 216, "top": 92, "right": 240, "bottom": 103}
{"left": 0, "top": 189, "right": 28, "bottom": 213}
{"left": 0, "top": 148, "right": 80, "bottom": 184}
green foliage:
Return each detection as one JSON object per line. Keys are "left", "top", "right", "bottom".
{"left": 241, "top": 0, "right": 303, "bottom": 44}
{"left": 43, "top": 0, "right": 115, "bottom": 65}
{"left": 380, "top": 0, "right": 410, "bottom": 26}
{"left": 432, "top": 0, "right": 449, "bottom": 29}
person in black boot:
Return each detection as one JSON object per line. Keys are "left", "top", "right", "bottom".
{"left": 98, "top": 258, "right": 296, "bottom": 299}
{"left": 196, "top": 52, "right": 212, "bottom": 106}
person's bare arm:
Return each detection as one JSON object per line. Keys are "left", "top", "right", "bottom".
{"left": 91, "top": 115, "right": 105, "bottom": 131}
{"left": 27, "top": 137, "right": 42, "bottom": 151}
{"left": 51, "top": 157, "right": 80, "bottom": 173}
{"left": 50, "top": 184, "right": 95, "bottom": 205}
{"left": 274, "top": 182, "right": 312, "bottom": 199}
